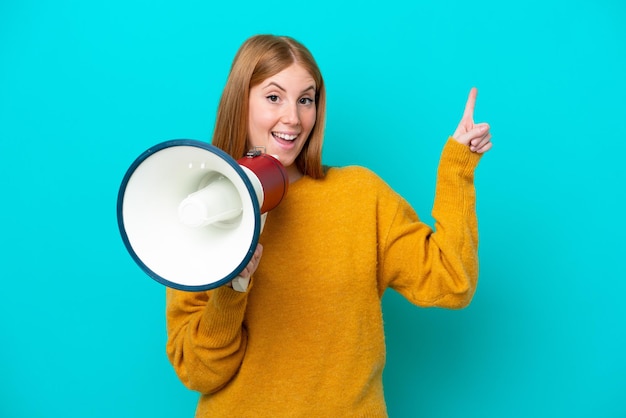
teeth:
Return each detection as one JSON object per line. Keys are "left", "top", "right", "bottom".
{"left": 273, "top": 132, "right": 298, "bottom": 141}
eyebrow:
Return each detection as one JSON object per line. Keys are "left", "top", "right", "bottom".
{"left": 265, "top": 81, "right": 316, "bottom": 94}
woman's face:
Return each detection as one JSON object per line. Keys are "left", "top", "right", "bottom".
{"left": 248, "top": 63, "right": 317, "bottom": 181}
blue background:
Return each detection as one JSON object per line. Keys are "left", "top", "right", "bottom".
{"left": 1, "top": 0, "right": 625, "bottom": 417}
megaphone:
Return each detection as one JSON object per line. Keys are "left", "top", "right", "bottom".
{"left": 116, "top": 139, "right": 288, "bottom": 292}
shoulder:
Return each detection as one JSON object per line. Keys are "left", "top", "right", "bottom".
{"left": 324, "top": 165, "right": 386, "bottom": 187}
{"left": 321, "top": 165, "right": 401, "bottom": 204}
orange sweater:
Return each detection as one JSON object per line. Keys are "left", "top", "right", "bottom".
{"left": 166, "top": 138, "right": 482, "bottom": 417}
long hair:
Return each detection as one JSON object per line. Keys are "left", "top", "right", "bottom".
{"left": 211, "top": 35, "right": 326, "bottom": 179}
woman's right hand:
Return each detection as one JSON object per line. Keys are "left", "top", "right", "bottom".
{"left": 228, "top": 244, "right": 263, "bottom": 291}
{"left": 239, "top": 243, "right": 264, "bottom": 279}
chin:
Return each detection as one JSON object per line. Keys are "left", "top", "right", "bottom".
{"left": 277, "top": 156, "right": 296, "bottom": 169}
{"left": 269, "top": 149, "right": 295, "bottom": 165}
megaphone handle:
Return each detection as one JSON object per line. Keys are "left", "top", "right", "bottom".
{"left": 231, "top": 276, "right": 250, "bottom": 292}
{"left": 259, "top": 212, "right": 267, "bottom": 233}
{"left": 230, "top": 213, "right": 268, "bottom": 292}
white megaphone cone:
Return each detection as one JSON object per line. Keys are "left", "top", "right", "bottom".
{"left": 117, "top": 140, "right": 288, "bottom": 292}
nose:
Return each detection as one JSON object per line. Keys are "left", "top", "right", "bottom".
{"left": 281, "top": 102, "right": 300, "bottom": 126}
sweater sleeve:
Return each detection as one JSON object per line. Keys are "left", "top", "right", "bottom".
{"left": 380, "top": 138, "right": 482, "bottom": 308}
{"left": 165, "top": 285, "right": 250, "bottom": 394}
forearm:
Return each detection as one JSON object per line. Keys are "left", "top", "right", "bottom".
{"left": 383, "top": 138, "right": 482, "bottom": 308}
{"left": 165, "top": 286, "right": 249, "bottom": 394}
{"left": 427, "top": 138, "right": 482, "bottom": 307}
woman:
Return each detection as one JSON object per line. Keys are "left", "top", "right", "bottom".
{"left": 166, "top": 34, "right": 492, "bottom": 417}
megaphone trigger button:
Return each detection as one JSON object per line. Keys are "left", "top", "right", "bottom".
{"left": 246, "top": 147, "right": 264, "bottom": 158}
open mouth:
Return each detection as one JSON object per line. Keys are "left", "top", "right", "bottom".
{"left": 272, "top": 132, "right": 298, "bottom": 142}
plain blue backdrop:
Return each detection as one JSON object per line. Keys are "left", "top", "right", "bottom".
{"left": 1, "top": 0, "right": 625, "bottom": 417}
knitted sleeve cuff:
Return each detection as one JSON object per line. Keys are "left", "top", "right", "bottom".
{"left": 198, "top": 286, "right": 249, "bottom": 343}
{"left": 440, "top": 136, "right": 482, "bottom": 180}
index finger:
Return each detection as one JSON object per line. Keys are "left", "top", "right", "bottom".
{"left": 462, "top": 87, "right": 478, "bottom": 122}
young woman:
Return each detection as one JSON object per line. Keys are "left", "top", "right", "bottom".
{"left": 165, "top": 34, "right": 492, "bottom": 417}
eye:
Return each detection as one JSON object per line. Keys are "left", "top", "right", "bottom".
{"left": 267, "top": 95, "right": 279, "bottom": 103}
{"left": 299, "top": 97, "right": 314, "bottom": 105}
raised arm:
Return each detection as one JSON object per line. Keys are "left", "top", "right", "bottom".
{"left": 381, "top": 88, "right": 492, "bottom": 307}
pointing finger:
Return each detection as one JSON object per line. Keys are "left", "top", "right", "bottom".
{"left": 462, "top": 87, "right": 478, "bottom": 124}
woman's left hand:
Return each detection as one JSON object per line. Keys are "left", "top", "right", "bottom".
{"left": 452, "top": 87, "right": 492, "bottom": 154}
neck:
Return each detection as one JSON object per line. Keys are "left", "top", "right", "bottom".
{"left": 286, "top": 165, "right": 303, "bottom": 183}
